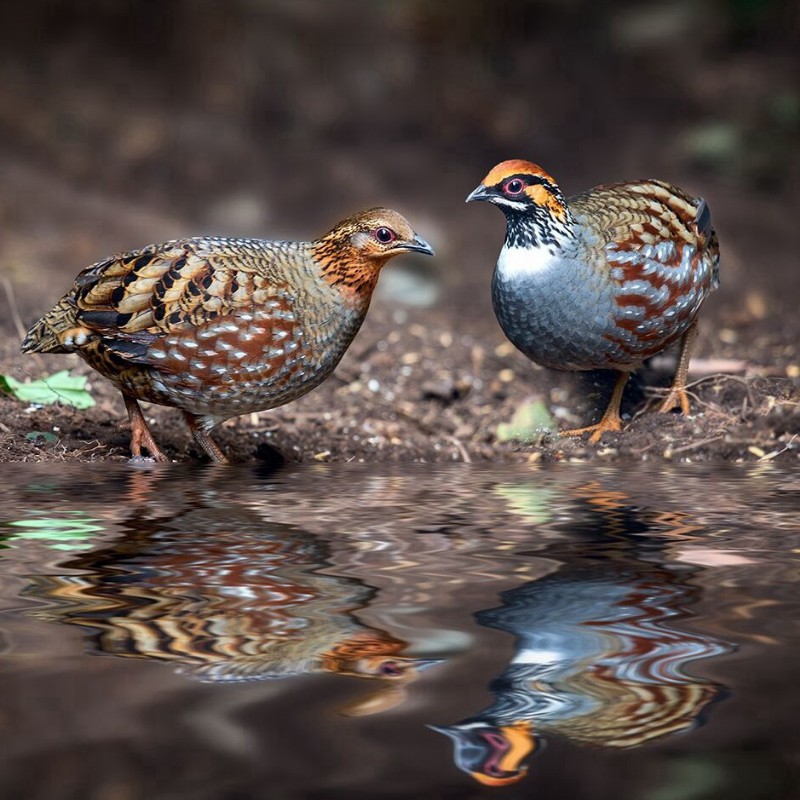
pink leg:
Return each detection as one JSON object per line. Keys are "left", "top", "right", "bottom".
{"left": 123, "top": 396, "right": 169, "bottom": 462}
{"left": 182, "top": 412, "right": 229, "bottom": 464}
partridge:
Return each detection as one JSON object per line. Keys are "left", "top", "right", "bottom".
{"left": 31, "top": 519, "right": 440, "bottom": 693}
{"left": 468, "top": 160, "right": 720, "bottom": 442}
{"left": 22, "top": 208, "right": 433, "bottom": 462}
{"left": 433, "top": 568, "right": 727, "bottom": 786}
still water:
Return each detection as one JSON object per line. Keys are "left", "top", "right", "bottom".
{"left": 0, "top": 463, "right": 798, "bottom": 799}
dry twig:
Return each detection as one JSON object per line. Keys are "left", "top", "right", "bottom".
{"left": 2, "top": 277, "right": 28, "bottom": 341}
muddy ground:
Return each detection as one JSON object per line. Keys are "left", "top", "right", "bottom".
{"left": 0, "top": 2, "right": 798, "bottom": 465}
{"left": 3, "top": 239, "right": 797, "bottom": 466}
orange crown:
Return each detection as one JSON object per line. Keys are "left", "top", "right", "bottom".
{"left": 480, "top": 159, "right": 557, "bottom": 188}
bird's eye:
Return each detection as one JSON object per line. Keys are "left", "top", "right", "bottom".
{"left": 374, "top": 227, "right": 396, "bottom": 244}
{"left": 503, "top": 178, "right": 526, "bottom": 196}
{"left": 379, "top": 661, "right": 402, "bottom": 676}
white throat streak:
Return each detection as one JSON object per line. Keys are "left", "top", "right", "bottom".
{"left": 497, "top": 244, "right": 559, "bottom": 280}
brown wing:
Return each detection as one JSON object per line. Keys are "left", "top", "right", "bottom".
{"left": 44, "top": 238, "right": 302, "bottom": 373}
{"left": 74, "top": 239, "right": 284, "bottom": 335}
{"left": 558, "top": 679, "right": 719, "bottom": 748}
{"left": 569, "top": 180, "right": 710, "bottom": 248}
{"left": 570, "top": 181, "right": 720, "bottom": 357}
{"left": 22, "top": 238, "right": 295, "bottom": 354}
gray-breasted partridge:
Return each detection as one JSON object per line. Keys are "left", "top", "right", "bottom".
{"left": 467, "top": 160, "right": 720, "bottom": 442}
{"left": 433, "top": 562, "right": 727, "bottom": 786}
{"left": 22, "top": 208, "right": 433, "bottom": 462}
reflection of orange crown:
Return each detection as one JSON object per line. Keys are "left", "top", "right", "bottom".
{"left": 472, "top": 771, "right": 527, "bottom": 788}
{"left": 432, "top": 721, "right": 537, "bottom": 787}
{"left": 472, "top": 722, "right": 535, "bottom": 786}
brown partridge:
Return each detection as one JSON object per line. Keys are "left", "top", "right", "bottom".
{"left": 467, "top": 160, "right": 720, "bottom": 442}
{"left": 22, "top": 208, "right": 433, "bottom": 462}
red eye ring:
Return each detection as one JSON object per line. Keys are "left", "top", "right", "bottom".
{"left": 503, "top": 178, "right": 526, "bottom": 196}
{"left": 374, "top": 227, "right": 396, "bottom": 244}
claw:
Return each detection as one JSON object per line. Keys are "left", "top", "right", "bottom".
{"left": 658, "top": 387, "right": 691, "bottom": 416}
{"left": 560, "top": 370, "right": 629, "bottom": 444}
{"left": 561, "top": 416, "right": 623, "bottom": 444}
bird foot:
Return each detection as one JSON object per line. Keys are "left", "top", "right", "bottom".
{"left": 560, "top": 416, "right": 623, "bottom": 444}
{"left": 658, "top": 387, "right": 691, "bottom": 416}
{"left": 125, "top": 396, "right": 170, "bottom": 462}
{"left": 182, "top": 412, "right": 230, "bottom": 463}
{"left": 129, "top": 428, "right": 170, "bottom": 463}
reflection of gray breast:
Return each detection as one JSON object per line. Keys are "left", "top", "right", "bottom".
{"left": 493, "top": 579, "right": 633, "bottom": 665}
{"left": 478, "top": 572, "right": 639, "bottom": 637}
{"left": 475, "top": 569, "right": 731, "bottom": 729}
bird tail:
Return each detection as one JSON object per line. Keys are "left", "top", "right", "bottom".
{"left": 20, "top": 298, "right": 77, "bottom": 353}
{"left": 695, "top": 198, "right": 720, "bottom": 291}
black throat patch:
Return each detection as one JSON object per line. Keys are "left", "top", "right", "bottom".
{"left": 504, "top": 209, "right": 564, "bottom": 249}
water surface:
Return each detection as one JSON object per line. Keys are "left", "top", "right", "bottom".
{"left": 1, "top": 463, "right": 798, "bottom": 799}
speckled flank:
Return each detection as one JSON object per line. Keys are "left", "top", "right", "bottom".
{"left": 24, "top": 235, "right": 371, "bottom": 416}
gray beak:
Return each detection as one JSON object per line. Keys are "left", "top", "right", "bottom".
{"left": 403, "top": 233, "right": 435, "bottom": 256}
{"left": 427, "top": 724, "right": 454, "bottom": 736}
{"left": 413, "top": 658, "right": 446, "bottom": 672}
{"left": 466, "top": 184, "right": 491, "bottom": 203}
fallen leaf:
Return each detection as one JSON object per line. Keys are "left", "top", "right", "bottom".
{"left": 25, "top": 431, "right": 58, "bottom": 443}
{"left": 496, "top": 399, "right": 556, "bottom": 442}
{"left": 0, "top": 370, "right": 95, "bottom": 409}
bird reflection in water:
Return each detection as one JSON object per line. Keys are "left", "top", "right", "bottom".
{"left": 433, "top": 482, "right": 733, "bottom": 787}
{"left": 25, "top": 483, "right": 439, "bottom": 716}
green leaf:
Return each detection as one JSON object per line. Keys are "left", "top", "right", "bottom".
{"left": 25, "top": 431, "right": 58, "bottom": 443}
{"left": 496, "top": 399, "right": 556, "bottom": 443}
{"left": 0, "top": 370, "right": 95, "bottom": 409}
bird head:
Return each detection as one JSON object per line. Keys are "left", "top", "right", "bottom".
{"left": 342, "top": 654, "right": 444, "bottom": 680}
{"left": 467, "top": 160, "right": 568, "bottom": 221}
{"left": 334, "top": 656, "right": 444, "bottom": 718}
{"left": 321, "top": 632, "right": 444, "bottom": 718}
{"left": 314, "top": 208, "right": 434, "bottom": 293}
{"left": 320, "top": 630, "right": 443, "bottom": 679}
{"left": 430, "top": 720, "right": 539, "bottom": 787}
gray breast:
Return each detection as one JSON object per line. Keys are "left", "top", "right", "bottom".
{"left": 491, "top": 259, "right": 632, "bottom": 371}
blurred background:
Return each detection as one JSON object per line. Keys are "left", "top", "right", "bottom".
{"left": 1, "top": 0, "right": 798, "bottom": 309}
